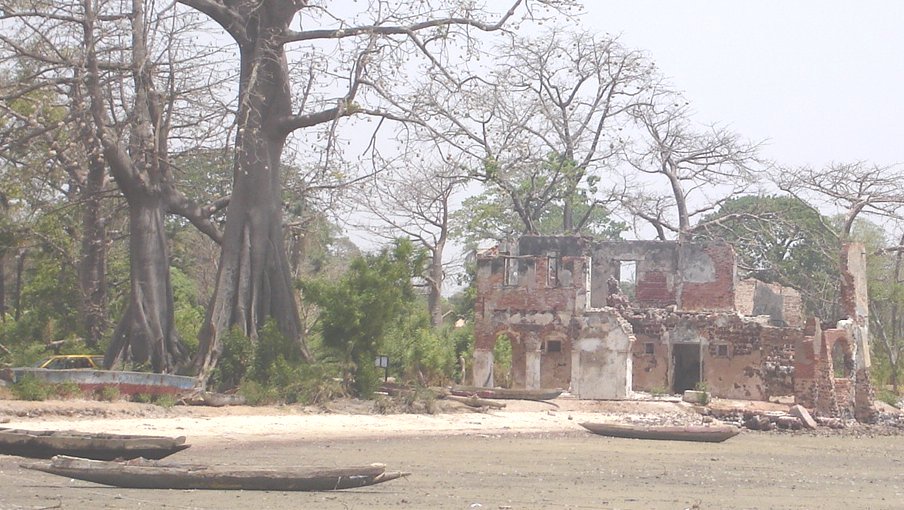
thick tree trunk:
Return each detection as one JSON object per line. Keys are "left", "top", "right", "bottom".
{"left": 0, "top": 249, "right": 5, "bottom": 321}
{"left": 106, "top": 196, "right": 186, "bottom": 372}
{"left": 78, "top": 161, "right": 107, "bottom": 348}
{"left": 13, "top": 248, "right": 25, "bottom": 321}
{"left": 194, "top": 24, "right": 310, "bottom": 384}
{"left": 428, "top": 243, "right": 445, "bottom": 328}
{"left": 563, "top": 199, "right": 574, "bottom": 233}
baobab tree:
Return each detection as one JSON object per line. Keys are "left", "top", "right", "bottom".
{"left": 178, "top": 0, "right": 576, "bottom": 383}
{"left": 0, "top": 0, "right": 229, "bottom": 371}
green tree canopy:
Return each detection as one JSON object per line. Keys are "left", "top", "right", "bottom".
{"left": 300, "top": 239, "right": 426, "bottom": 395}
{"left": 693, "top": 195, "right": 840, "bottom": 319}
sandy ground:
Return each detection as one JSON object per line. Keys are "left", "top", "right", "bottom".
{"left": 1, "top": 397, "right": 903, "bottom": 509}
{"left": 0, "top": 396, "right": 726, "bottom": 444}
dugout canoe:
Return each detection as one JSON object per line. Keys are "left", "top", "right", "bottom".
{"left": 23, "top": 456, "right": 410, "bottom": 491}
{"left": 449, "top": 385, "right": 563, "bottom": 401}
{"left": 579, "top": 422, "right": 740, "bottom": 443}
{"left": 0, "top": 427, "right": 190, "bottom": 460}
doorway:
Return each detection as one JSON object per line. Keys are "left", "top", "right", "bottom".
{"left": 672, "top": 343, "right": 701, "bottom": 393}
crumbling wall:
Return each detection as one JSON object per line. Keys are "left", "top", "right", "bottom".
{"left": 839, "top": 243, "right": 876, "bottom": 422}
{"left": 473, "top": 243, "right": 592, "bottom": 390}
{"left": 793, "top": 319, "right": 821, "bottom": 408}
{"left": 677, "top": 243, "right": 737, "bottom": 311}
{"left": 590, "top": 241, "right": 736, "bottom": 311}
{"left": 627, "top": 310, "right": 796, "bottom": 400}
{"left": 590, "top": 241, "right": 680, "bottom": 308}
{"left": 570, "top": 311, "right": 635, "bottom": 399}
{"left": 631, "top": 331, "right": 668, "bottom": 393}
{"left": 472, "top": 236, "right": 876, "bottom": 423}
{"left": 735, "top": 279, "right": 804, "bottom": 328}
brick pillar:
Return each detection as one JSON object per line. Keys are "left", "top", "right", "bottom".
{"left": 815, "top": 337, "right": 839, "bottom": 418}
{"left": 854, "top": 367, "right": 878, "bottom": 423}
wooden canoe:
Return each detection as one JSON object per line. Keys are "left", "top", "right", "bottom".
{"left": 23, "top": 456, "right": 411, "bottom": 491}
{"left": 0, "top": 427, "right": 190, "bottom": 460}
{"left": 449, "top": 385, "right": 563, "bottom": 401}
{"left": 580, "top": 422, "right": 740, "bottom": 443}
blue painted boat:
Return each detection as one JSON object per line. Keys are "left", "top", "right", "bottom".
{"left": 0, "top": 368, "right": 197, "bottom": 396}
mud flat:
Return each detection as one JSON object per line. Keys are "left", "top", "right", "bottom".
{"left": 3, "top": 429, "right": 903, "bottom": 509}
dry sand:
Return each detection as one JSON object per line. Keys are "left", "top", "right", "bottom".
{"left": 0, "top": 396, "right": 723, "bottom": 445}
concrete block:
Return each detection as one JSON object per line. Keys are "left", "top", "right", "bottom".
{"left": 789, "top": 404, "right": 818, "bottom": 430}
{"left": 682, "top": 390, "right": 709, "bottom": 404}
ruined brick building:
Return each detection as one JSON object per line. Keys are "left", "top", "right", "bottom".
{"left": 473, "top": 236, "right": 876, "bottom": 421}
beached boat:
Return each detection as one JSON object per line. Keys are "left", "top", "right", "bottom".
{"left": 0, "top": 367, "right": 197, "bottom": 396}
{"left": 0, "top": 427, "right": 190, "bottom": 460}
{"left": 580, "top": 422, "right": 740, "bottom": 443}
{"left": 24, "top": 456, "right": 410, "bottom": 491}
{"left": 449, "top": 385, "right": 563, "bottom": 401}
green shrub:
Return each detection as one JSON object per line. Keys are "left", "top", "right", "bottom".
{"left": 238, "top": 379, "right": 278, "bottom": 406}
{"left": 11, "top": 376, "right": 52, "bottom": 401}
{"left": 877, "top": 388, "right": 900, "bottom": 407}
{"left": 693, "top": 382, "right": 710, "bottom": 405}
{"left": 353, "top": 360, "right": 382, "bottom": 398}
{"left": 132, "top": 393, "right": 153, "bottom": 403}
{"left": 649, "top": 385, "right": 669, "bottom": 397}
{"left": 493, "top": 334, "right": 513, "bottom": 387}
{"left": 97, "top": 386, "right": 120, "bottom": 402}
{"left": 300, "top": 239, "right": 425, "bottom": 396}
{"left": 153, "top": 394, "right": 178, "bottom": 408}
{"left": 372, "top": 386, "right": 439, "bottom": 415}
{"left": 208, "top": 326, "right": 255, "bottom": 392}
{"left": 52, "top": 382, "right": 83, "bottom": 399}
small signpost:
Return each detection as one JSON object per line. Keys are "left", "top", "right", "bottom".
{"left": 374, "top": 355, "right": 389, "bottom": 382}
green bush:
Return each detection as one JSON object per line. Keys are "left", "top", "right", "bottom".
{"left": 238, "top": 379, "right": 278, "bottom": 406}
{"left": 132, "top": 393, "right": 153, "bottom": 403}
{"left": 300, "top": 239, "right": 426, "bottom": 396}
{"left": 383, "top": 309, "right": 461, "bottom": 387}
{"left": 649, "top": 385, "right": 669, "bottom": 397}
{"left": 493, "top": 334, "right": 513, "bottom": 388}
{"left": 10, "top": 376, "right": 52, "bottom": 401}
{"left": 877, "top": 387, "right": 900, "bottom": 407}
{"left": 153, "top": 394, "right": 178, "bottom": 408}
{"left": 208, "top": 326, "right": 255, "bottom": 392}
{"left": 52, "top": 382, "right": 83, "bottom": 399}
{"left": 97, "top": 386, "right": 120, "bottom": 402}
{"left": 373, "top": 387, "right": 438, "bottom": 415}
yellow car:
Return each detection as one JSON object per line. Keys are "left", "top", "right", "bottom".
{"left": 34, "top": 355, "right": 105, "bottom": 370}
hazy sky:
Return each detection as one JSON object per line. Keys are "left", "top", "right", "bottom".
{"left": 580, "top": 1, "right": 904, "bottom": 168}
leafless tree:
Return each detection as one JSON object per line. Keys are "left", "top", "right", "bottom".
{"left": 777, "top": 161, "right": 904, "bottom": 240}
{"left": 358, "top": 150, "right": 468, "bottom": 327}
{"left": 399, "top": 28, "right": 651, "bottom": 238}
{"left": 0, "top": 0, "right": 231, "bottom": 370}
{"left": 178, "top": 0, "right": 576, "bottom": 384}
{"left": 619, "top": 89, "right": 761, "bottom": 241}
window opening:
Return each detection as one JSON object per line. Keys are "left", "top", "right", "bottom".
{"left": 831, "top": 341, "right": 852, "bottom": 378}
{"left": 618, "top": 260, "right": 637, "bottom": 300}
{"left": 503, "top": 254, "right": 518, "bottom": 286}
{"left": 547, "top": 251, "right": 560, "bottom": 287}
